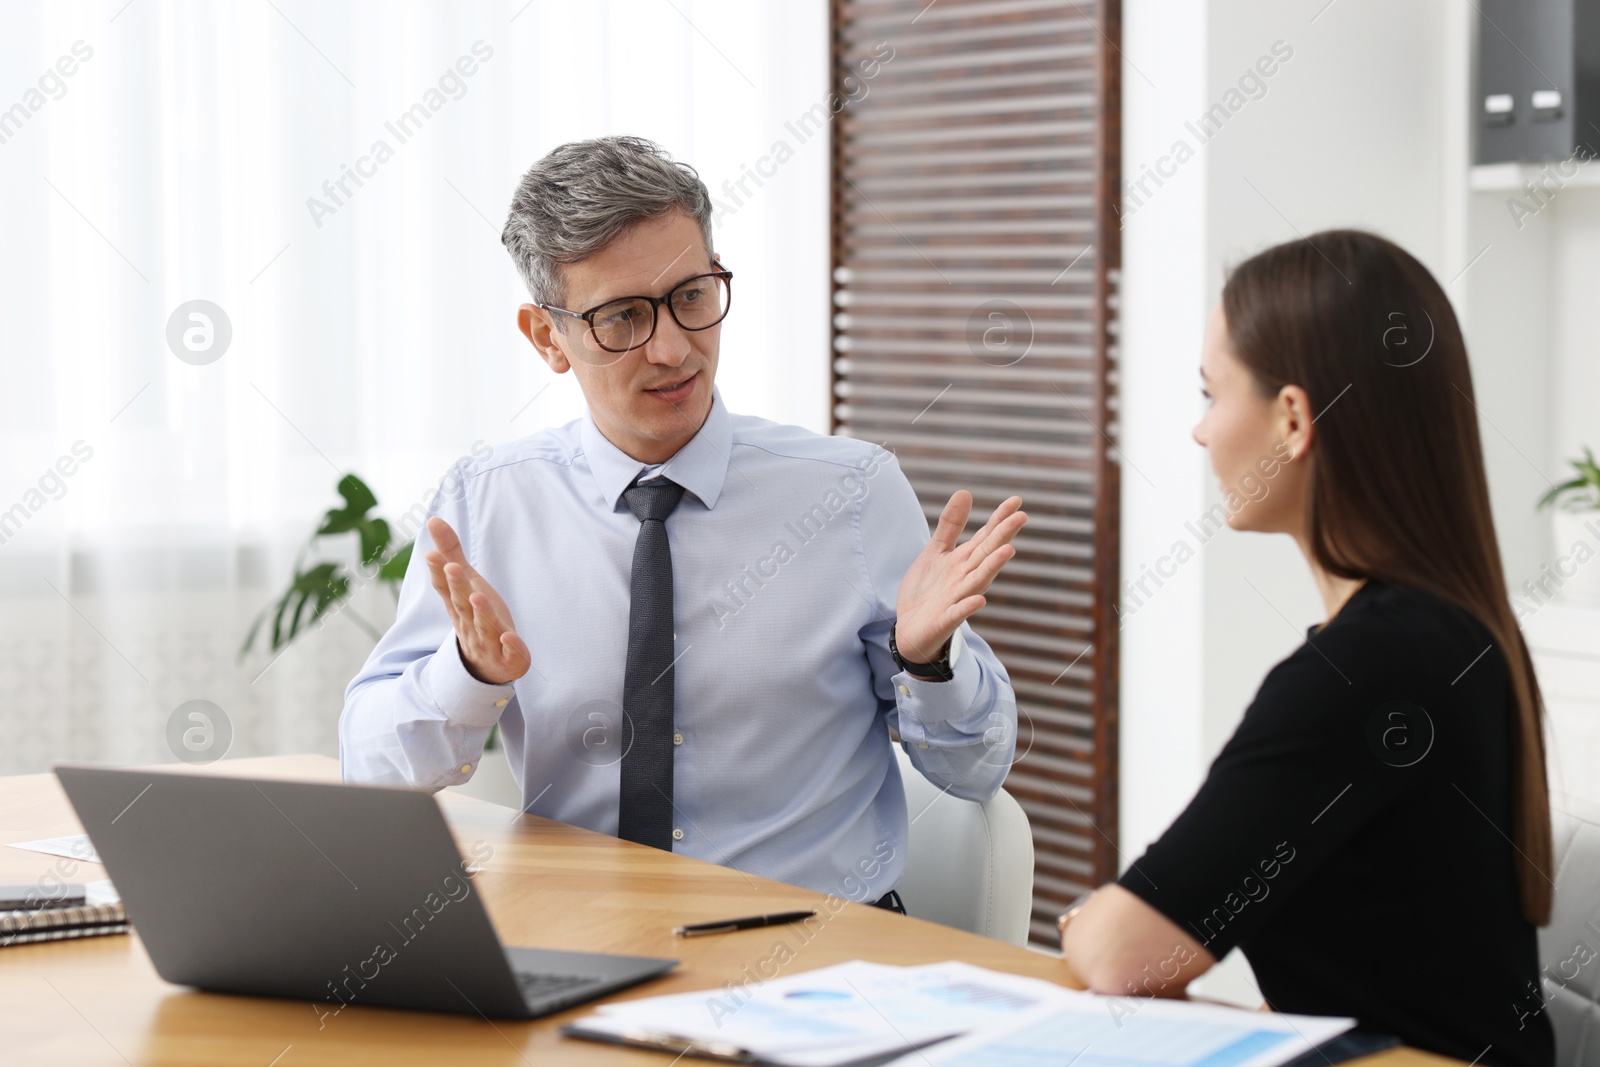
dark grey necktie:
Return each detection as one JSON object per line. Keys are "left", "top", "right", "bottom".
{"left": 617, "top": 477, "right": 686, "bottom": 849}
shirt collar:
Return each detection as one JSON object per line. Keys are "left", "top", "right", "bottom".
{"left": 580, "top": 386, "right": 731, "bottom": 513}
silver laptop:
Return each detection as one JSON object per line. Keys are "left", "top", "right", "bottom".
{"left": 55, "top": 765, "right": 676, "bottom": 1019}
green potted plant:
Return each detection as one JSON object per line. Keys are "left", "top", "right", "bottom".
{"left": 240, "top": 474, "right": 411, "bottom": 656}
{"left": 1536, "top": 446, "right": 1600, "bottom": 605}
{"left": 241, "top": 474, "right": 503, "bottom": 753}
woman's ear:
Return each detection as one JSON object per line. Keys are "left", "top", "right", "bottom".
{"left": 518, "top": 304, "right": 573, "bottom": 374}
{"left": 1277, "top": 383, "right": 1315, "bottom": 462}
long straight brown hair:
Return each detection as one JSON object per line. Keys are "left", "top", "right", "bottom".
{"left": 1222, "top": 229, "right": 1552, "bottom": 926}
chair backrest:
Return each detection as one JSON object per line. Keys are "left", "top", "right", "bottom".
{"left": 1542, "top": 791, "right": 1600, "bottom": 1067}
{"left": 893, "top": 745, "right": 1034, "bottom": 945}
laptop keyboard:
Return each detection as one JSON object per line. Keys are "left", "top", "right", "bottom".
{"left": 514, "top": 970, "right": 605, "bottom": 1004}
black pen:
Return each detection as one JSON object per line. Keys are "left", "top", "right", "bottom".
{"left": 672, "top": 910, "right": 818, "bottom": 937}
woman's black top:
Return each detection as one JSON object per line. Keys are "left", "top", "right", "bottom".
{"left": 1117, "top": 579, "right": 1554, "bottom": 1067}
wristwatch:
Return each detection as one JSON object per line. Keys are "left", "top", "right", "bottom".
{"left": 890, "top": 626, "right": 954, "bottom": 682}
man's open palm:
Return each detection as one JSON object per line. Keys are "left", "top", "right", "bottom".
{"left": 894, "top": 491, "right": 1027, "bottom": 666}
{"left": 424, "top": 516, "right": 531, "bottom": 685}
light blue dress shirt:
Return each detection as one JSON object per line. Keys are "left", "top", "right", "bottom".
{"left": 340, "top": 387, "right": 1018, "bottom": 900}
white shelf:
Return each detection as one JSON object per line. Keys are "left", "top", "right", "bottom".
{"left": 1470, "top": 161, "right": 1600, "bottom": 191}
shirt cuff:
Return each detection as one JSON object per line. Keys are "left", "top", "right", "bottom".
{"left": 892, "top": 635, "right": 982, "bottom": 738}
{"left": 420, "top": 636, "right": 515, "bottom": 729}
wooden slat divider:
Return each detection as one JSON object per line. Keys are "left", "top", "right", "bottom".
{"left": 831, "top": 0, "right": 1121, "bottom": 948}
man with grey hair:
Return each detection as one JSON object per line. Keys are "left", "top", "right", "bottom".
{"left": 341, "top": 136, "right": 1026, "bottom": 906}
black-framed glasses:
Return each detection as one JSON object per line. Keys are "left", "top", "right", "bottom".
{"left": 539, "top": 265, "right": 733, "bottom": 364}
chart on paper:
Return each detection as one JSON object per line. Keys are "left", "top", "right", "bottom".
{"left": 888, "top": 997, "right": 1352, "bottom": 1067}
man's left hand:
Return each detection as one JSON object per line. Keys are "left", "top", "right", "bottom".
{"left": 894, "top": 491, "right": 1027, "bottom": 669}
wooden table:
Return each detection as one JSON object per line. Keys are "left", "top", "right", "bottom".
{"left": 0, "top": 754, "right": 1457, "bottom": 1066}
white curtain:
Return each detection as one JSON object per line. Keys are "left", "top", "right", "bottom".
{"left": 0, "top": 0, "right": 831, "bottom": 773}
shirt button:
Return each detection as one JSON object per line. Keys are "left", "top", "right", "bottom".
{"left": 672, "top": 828, "right": 684, "bottom": 842}
{"left": 673, "top": 732, "right": 684, "bottom": 746}
{"left": 494, "top": 698, "right": 509, "bottom": 707}
{"left": 460, "top": 763, "right": 473, "bottom": 773}
{"left": 898, "top": 684, "right": 910, "bottom": 696}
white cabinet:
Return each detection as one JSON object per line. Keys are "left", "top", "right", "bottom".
{"left": 1524, "top": 603, "right": 1600, "bottom": 804}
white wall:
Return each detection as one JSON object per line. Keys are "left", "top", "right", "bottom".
{"left": 1548, "top": 193, "right": 1600, "bottom": 473}
{"left": 1116, "top": 0, "right": 1211, "bottom": 892}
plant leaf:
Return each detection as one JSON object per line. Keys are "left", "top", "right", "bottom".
{"left": 1577, "top": 454, "right": 1600, "bottom": 498}
{"left": 337, "top": 473, "right": 378, "bottom": 515}
{"left": 378, "top": 540, "right": 414, "bottom": 583}
{"left": 358, "top": 517, "right": 391, "bottom": 568}
{"left": 241, "top": 472, "right": 390, "bottom": 660}
{"left": 310, "top": 573, "right": 351, "bottom": 624}
{"left": 240, "top": 606, "right": 268, "bottom": 659}
{"left": 280, "top": 563, "right": 342, "bottom": 645}
{"left": 317, "top": 474, "right": 379, "bottom": 536}
{"left": 1537, "top": 476, "right": 1587, "bottom": 511}
{"left": 270, "top": 583, "right": 295, "bottom": 651}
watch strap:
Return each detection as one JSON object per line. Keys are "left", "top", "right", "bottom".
{"left": 890, "top": 627, "right": 954, "bottom": 681}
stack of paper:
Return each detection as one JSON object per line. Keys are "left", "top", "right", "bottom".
{"left": 7, "top": 835, "right": 101, "bottom": 865}
{"left": 566, "top": 960, "right": 1072, "bottom": 1065}
{"left": 563, "top": 960, "right": 1354, "bottom": 1067}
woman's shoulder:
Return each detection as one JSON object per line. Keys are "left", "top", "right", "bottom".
{"left": 1321, "top": 578, "right": 1499, "bottom": 667}
{"left": 1250, "top": 577, "right": 1506, "bottom": 727}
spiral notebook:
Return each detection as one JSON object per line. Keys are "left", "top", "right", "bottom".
{"left": 0, "top": 883, "right": 127, "bottom": 948}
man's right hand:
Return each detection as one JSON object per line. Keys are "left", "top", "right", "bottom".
{"left": 424, "top": 516, "right": 531, "bottom": 685}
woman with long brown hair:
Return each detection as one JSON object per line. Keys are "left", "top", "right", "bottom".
{"left": 1059, "top": 230, "right": 1554, "bottom": 1067}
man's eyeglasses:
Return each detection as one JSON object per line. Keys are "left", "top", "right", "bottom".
{"left": 539, "top": 266, "right": 733, "bottom": 365}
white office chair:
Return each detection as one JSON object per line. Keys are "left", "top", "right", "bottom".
{"left": 893, "top": 744, "right": 1034, "bottom": 945}
{"left": 1542, "top": 791, "right": 1600, "bottom": 1067}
